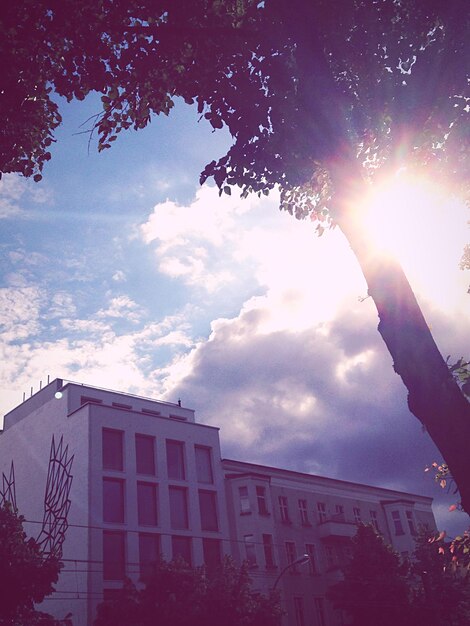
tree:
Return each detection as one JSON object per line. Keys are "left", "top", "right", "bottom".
{"left": 327, "top": 524, "right": 413, "bottom": 626}
{"left": 94, "top": 556, "right": 282, "bottom": 626}
{"left": 2, "top": 1, "right": 470, "bottom": 510}
{"left": 410, "top": 530, "right": 470, "bottom": 626}
{"left": 0, "top": 504, "right": 62, "bottom": 626}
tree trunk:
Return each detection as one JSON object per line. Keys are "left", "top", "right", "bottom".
{"left": 331, "top": 168, "right": 470, "bottom": 518}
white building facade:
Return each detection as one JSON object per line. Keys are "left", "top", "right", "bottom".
{"left": 0, "top": 379, "right": 435, "bottom": 626}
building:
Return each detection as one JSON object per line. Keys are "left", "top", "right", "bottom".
{"left": 0, "top": 379, "right": 435, "bottom": 626}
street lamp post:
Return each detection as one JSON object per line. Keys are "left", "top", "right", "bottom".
{"left": 273, "top": 554, "right": 310, "bottom": 590}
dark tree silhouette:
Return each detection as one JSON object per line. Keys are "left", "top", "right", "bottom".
{"left": 1, "top": 1, "right": 469, "bottom": 510}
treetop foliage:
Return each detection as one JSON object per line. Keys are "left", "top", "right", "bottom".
{"left": 2, "top": 1, "right": 468, "bottom": 225}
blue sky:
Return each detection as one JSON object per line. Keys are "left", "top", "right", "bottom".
{"left": 1, "top": 93, "right": 469, "bottom": 536}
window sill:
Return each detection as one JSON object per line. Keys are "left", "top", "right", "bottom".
{"left": 240, "top": 511, "right": 252, "bottom": 516}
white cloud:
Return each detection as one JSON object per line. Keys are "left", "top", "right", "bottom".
{"left": 0, "top": 174, "right": 53, "bottom": 219}
{"left": 112, "top": 270, "right": 126, "bottom": 282}
{"left": 96, "top": 295, "right": 144, "bottom": 323}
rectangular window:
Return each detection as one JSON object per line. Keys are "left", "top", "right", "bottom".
{"left": 139, "top": 533, "right": 160, "bottom": 580}
{"left": 325, "top": 545, "right": 335, "bottom": 569}
{"left": 335, "top": 504, "right": 345, "bottom": 521}
{"left": 103, "top": 531, "right": 125, "bottom": 580}
{"left": 137, "top": 482, "right": 158, "bottom": 526}
{"left": 195, "top": 446, "right": 214, "bottom": 484}
{"left": 263, "top": 534, "right": 276, "bottom": 568}
{"left": 256, "top": 486, "right": 269, "bottom": 515}
{"left": 392, "top": 510, "right": 405, "bottom": 535}
{"left": 102, "top": 429, "right": 124, "bottom": 471}
{"left": 244, "top": 534, "right": 257, "bottom": 567}
{"left": 103, "top": 478, "right": 125, "bottom": 523}
{"left": 285, "top": 541, "right": 297, "bottom": 569}
{"left": 294, "top": 597, "right": 305, "bottom": 626}
{"left": 353, "top": 507, "right": 361, "bottom": 523}
{"left": 199, "top": 490, "right": 218, "bottom": 531}
{"left": 370, "top": 510, "right": 380, "bottom": 532}
{"left": 166, "top": 440, "right": 185, "bottom": 480}
{"left": 317, "top": 502, "right": 327, "bottom": 523}
{"left": 203, "top": 538, "right": 221, "bottom": 571}
{"left": 81, "top": 395, "right": 102, "bottom": 405}
{"left": 279, "top": 496, "right": 290, "bottom": 523}
{"left": 406, "top": 510, "right": 417, "bottom": 535}
{"left": 172, "top": 535, "right": 192, "bottom": 566}
{"left": 298, "top": 499, "right": 309, "bottom": 525}
{"left": 239, "top": 486, "right": 251, "bottom": 514}
{"left": 314, "top": 598, "right": 326, "bottom": 626}
{"left": 169, "top": 486, "right": 189, "bottom": 529}
{"left": 135, "top": 434, "right": 156, "bottom": 475}
{"left": 305, "top": 543, "right": 317, "bottom": 574}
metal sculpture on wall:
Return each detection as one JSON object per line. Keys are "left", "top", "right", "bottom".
{"left": 0, "top": 461, "right": 17, "bottom": 510}
{"left": 36, "top": 435, "right": 74, "bottom": 560}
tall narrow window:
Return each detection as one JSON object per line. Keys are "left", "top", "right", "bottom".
{"left": 203, "top": 538, "right": 221, "bottom": 571}
{"left": 169, "top": 486, "right": 189, "bottom": 529}
{"left": 244, "top": 534, "right": 257, "bottom": 567}
{"left": 103, "top": 531, "right": 125, "bottom": 580}
{"left": 172, "top": 535, "right": 192, "bottom": 566}
{"left": 392, "top": 510, "right": 405, "bottom": 535}
{"left": 353, "top": 507, "right": 361, "bottom": 524}
{"left": 239, "top": 486, "right": 251, "bottom": 514}
{"left": 370, "top": 510, "right": 380, "bottom": 532}
{"left": 139, "top": 533, "right": 160, "bottom": 580}
{"left": 279, "top": 496, "right": 290, "bottom": 523}
{"left": 137, "top": 482, "right": 158, "bottom": 526}
{"left": 166, "top": 440, "right": 185, "bottom": 480}
{"left": 325, "top": 545, "right": 335, "bottom": 569}
{"left": 102, "top": 429, "right": 124, "bottom": 471}
{"left": 199, "top": 490, "right": 218, "bottom": 531}
{"left": 294, "top": 597, "right": 305, "bottom": 626}
{"left": 135, "top": 435, "right": 156, "bottom": 475}
{"left": 195, "top": 446, "right": 213, "bottom": 484}
{"left": 317, "top": 502, "right": 327, "bottom": 523}
{"left": 298, "top": 499, "right": 308, "bottom": 525}
{"left": 103, "top": 478, "right": 125, "bottom": 523}
{"left": 314, "top": 598, "right": 326, "bottom": 626}
{"left": 263, "top": 534, "right": 276, "bottom": 568}
{"left": 305, "top": 543, "right": 317, "bottom": 574}
{"left": 406, "top": 510, "right": 417, "bottom": 535}
{"left": 335, "top": 504, "right": 345, "bottom": 521}
{"left": 256, "top": 486, "right": 269, "bottom": 515}
{"left": 285, "top": 541, "right": 297, "bottom": 569}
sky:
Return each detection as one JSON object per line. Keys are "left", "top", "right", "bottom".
{"left": 1, "top": 93, "right": 469, "bottom": 536}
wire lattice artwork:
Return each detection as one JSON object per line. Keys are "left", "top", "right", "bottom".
{"left": 36, "top": 435, "right": 74, "bottom": 560}
{"left": 0, "top": 461, "right": 17, "bottom": 510}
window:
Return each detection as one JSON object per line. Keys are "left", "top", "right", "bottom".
{"left": 195, "top": 446, "right": 213, "bottom": 484}
{"left": 305, "top": 543, "right": 317, "bottom": 574}
{"left": 103, "top": 531, "right": 125, "bottom": 580}
{"left": 169, "top": 486, "right": 189, "bottom": 529}
{"left": 353, "top": 507, "right": 361, "bottom": 523}
{"left": 256, "top": 486, "right": 269, "bottom": 515}
{"left": 285, "top": 541, "right": 297, "bottom": 569}
{"left": 166, "top": 440, "right": 185, "bottom": 480}
{"left": 298, "top": 499, "right": 309, "bottom": 525}
{"left": 103, "top": 478, "right": 125, "bottom": 523}
{"left": 199, "top": 490, "right": 218, "bottom": 531}
{"left": 239, "top": 486, "right": 251, "bottom": 514}
{"left": 263, "top": 534, "right": 276, "bottom": 568}
{"left": 135, "top": 435, "right": 156, "bottom": 475}
{"left": 203, "top": 538, "right": 221, "bottom": 571}
{"left": 139, "top": 533, "right": 160, "bottom": 579}
{"left": 325, "top": 545, "right": 335, "bottom": 569}
{"left": 244, "top": 534, "right": 257, "bottom": 567}
{"left": 279, "top": 496, "right": 290, "bottom": 523}
{"left": 102, "top": 429, "right": 124, "bottom": 471}
{"left": 370, "top": 510, "right": 380, "bottom": 532}
{"left": 314, "top": 598, "right": 326, "bottom": 626}
{"left": 335, "top": 504, "right": 345, "bottom": 521}
{"left": 81, "top": 395, "right": 102, "bottom": 405}
{"left": 137, "top": 482, "right": 158, "bottom": 526}
{"left": 172, "top": 535, "right": 192, "bottom": 566}
{"left": 317, "top": 502, "right": 327, "bottom": 523}
{"left": 294, "top": 597, "right": 305, "bottom": 626}
{"left": 406, "top": 510, "right": 417, "bottom": 535}
{"left": 112, "top": 402, "right": 132, "bottom": 410}
{"left": 392, "top": 510, "right": 405, "bottom": 535}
